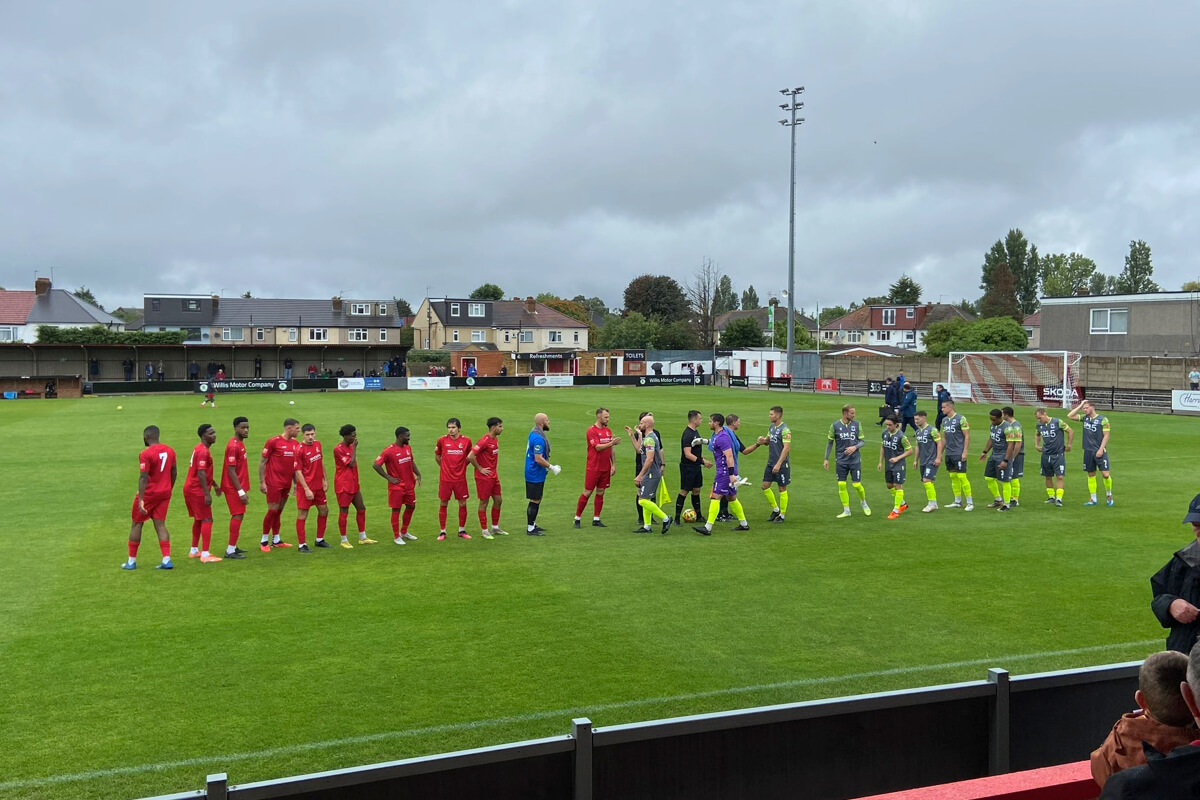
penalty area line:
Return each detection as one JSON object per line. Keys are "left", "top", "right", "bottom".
{"left": 0, "top": 638, "right": 1159, "bottom": 791}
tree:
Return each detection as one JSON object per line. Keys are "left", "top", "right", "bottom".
{"left": 720, "top": 317, "right": 765, "bottom": 348}
{"left": 921, "top": 318, "right": 972, "bottom": 358}
{"left": 956, "top": 297, "right": 980, "bottom": 316}
{"left": 469, "top": 283, "right": 505, "bottom": 300}
{"left": 570, "top": 295, "right": 609, "bottom": 319}
{"left": 594, "top": 311, "right": 659, "bottom": 349}
{"left": 979, "top": 262, "right": 1021, "bottom": 321}
{"left": 73, "top": 286, "right": 104, "bottom": 311}
{"left": 961, "top": 316, "right": 1028, "bottom": 352}
{"left": 1115, "top": 239, "right": 1159, "bottom": 294}
{"left": 1039, "top": 252, "right": 1098, "bottom": 298}
{"left": 535, "top": 292, "right": 558, "bottom": 303}
{"left": 1021, "top": 244, "right": 1041, "bottom": 314}
{"left": 654, "top": 320, "right": 698, "bottom": 349}
{"left": 1089, "top": 272, "right": 1118, "bottom": 296}
{"left": 712, "top": 274, "right": 739, "bottom": 315}
{"left": 110, "top": 307, "right": 143, "bottom": 323}
{"left": 887, "top": 274, "right": 922, "bottom": 304}
{"left": 540, "top": 297, "right": 596, "bottom": 336}
{"left": 772, "top": 315, "right": 817, "bottom": 350}
{"left": 861, "top": 295, "right": 888, "bottom": 306}
{"left": 979, "top": 228, "right": 1039, "bottom": 314}
{"left": 624, "top": 274, "right": 688, "bottom": 323}
{"left": 980, "top": 240, "right": 1008, "bottom": 291}
{"left": 818, "top": 305, "right": 850, "bottom": 325}
{"left": 392, "top": 297, "right": 414, "bottom": 316}
{"left": 741, "top": 285, "right": 760, "bottom": 309}
{"left": 241, "top": 291, "right": 253, "bottom": 299}
{"left": 683, "top": 259, "right": 720, "bottom": 348}
{"left": 1183, "top": 280, "right": 1200, "bottom": 291}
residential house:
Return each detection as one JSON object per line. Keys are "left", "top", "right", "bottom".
{"left": 1023, "top": 312, "right": 1041, "bottom": 350}
{"left": 141, "top": 294, "right": 404, "bottom": 345}
{"left": 0, "top": 278, "right": 124, "bottom": 342}
{"left": 820, "top": 303, "right": 975, "bottom": 351}
{"left": 1039, "top": 291, "right": 1200, "bottom": 356}
{"left": 714, "top": 307, "right": 817, "bottom": 346}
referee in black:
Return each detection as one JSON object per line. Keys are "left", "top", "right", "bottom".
{"left": 675, "top": 410, "right": 712, "bottom": 524}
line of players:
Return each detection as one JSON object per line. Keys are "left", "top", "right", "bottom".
{"left": 823, "top": 397, "right": 1114, "bottom": 519}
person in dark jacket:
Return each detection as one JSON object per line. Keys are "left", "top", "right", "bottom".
{"left": 1151, "top": 494, "right": 1200, "bottom": 654}
{"left": 1100, "top": 637, "right": 1200, "bottom": 798}
{"left": 899, "top": 383, "right": 918, "bottom": 435}
{"left": 880, "top": 378, "right": 897, "bottom": 426}
{"left": 934, "top": 384, "right": 952, "bottom": 429}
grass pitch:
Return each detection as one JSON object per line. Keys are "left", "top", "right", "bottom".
{"left": 0, "top": 386, "right": 1190, "bottom": 799}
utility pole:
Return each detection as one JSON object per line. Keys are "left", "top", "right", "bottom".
{"left": 779, "top": 87, "right": 804, "bottom": 391}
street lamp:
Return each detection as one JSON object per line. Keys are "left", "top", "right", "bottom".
{"left": 779, "top": 87, "right": 804, "bottom": 391}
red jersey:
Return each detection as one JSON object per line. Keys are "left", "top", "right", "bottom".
{"left": 471, "top": 434, "right": 499, "bottom": 474}
{"left": 435, "top": 435, "right": 472, "bottom": 483}
{"left": 586, "top": 425, "right": 615, "bottom": 472}
{"left": 261, "top": 435, "right": 300, "bottom": 489}
{"left": 184, "top": 443, "right": 216, "bottom": 496}
{"left": 333, "top": 442, "right": 359, "bottom": 494}
{"left": 376, "top": 443, "right": 416, "bottom": 488}
{"left": 221, "top": 437, "right": 249, "bottom": 493}
{"left": 295, "top": 440, "right": 325, "bottom": 489}
{"left": 139, "top": 443, "right": 176, "bottom": 500}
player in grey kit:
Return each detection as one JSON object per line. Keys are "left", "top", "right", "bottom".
{"left": 755, "top": 405, "right": 792, "bottom": 522}
{"left": 823, "top": 404, "right": 870, "bottom": 518}
{"left": 939, "top": 399, "right": 974, "bottom": 511}
{"left": 1034, "top": 407, "right": 1073, "bottom": 506}
{"left": 912, "top": 410, "right": 943, "bottom": 512}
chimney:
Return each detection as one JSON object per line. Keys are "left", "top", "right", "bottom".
{"left": 35, "top": 277, "right": 51, "bottom": 296}
{"left": 525, "top": 296, "right": 536, "bottom": 314}
{"left": 332, "top": 296, "right": 343, "bottom": 313}
{"left": 211, "top": 294, "right": 219, "bottom": 311}
{"left": 1075, "top": 287, "right": 1090, "bottom": 297}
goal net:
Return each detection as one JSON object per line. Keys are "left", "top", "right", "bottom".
{"left": 947, "top": 351, "right": 1083, "bottom": 408}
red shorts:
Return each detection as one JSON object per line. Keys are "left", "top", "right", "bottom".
{"left": 584, "top": 469, "right": 612, "bottom": 491}
{"left": 438, "top": 480, "right": 469, "bottom": 502}
{"left": 131, "top": 494, "right": 170, "bottom": 523}
{"left": 296, "top": 489, "right": 328, "bottom": 510}
{"left": 388, "top": 486, "right": 416, "bottom": 508}
{"left": 184, "top": 492, "right": 214, "bottom": 519}
{"left": 335, "top": 490, "right": 359, "bottom": 509}
{"left": 266, "top": 485, "right": 291, "bottom": 505}
{"left": 475, "top": 476, "right": 502, "bottom": 499}
{"left": 225, "top": 490, "right": 248, "bottom": 515}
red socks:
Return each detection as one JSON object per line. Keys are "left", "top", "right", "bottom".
{"left": 338, "top": 511, "right": 348, "bottom": 536}
{"left": 262, "top": 510, "right": 274, "bottom": 536}
{"left": 457, "top": 505, "right": 467, "bottom": 528}
{"left": 158, "top": 540, "right": 171, "bottom": 558}
{"left": 575, "top": 493, "right": 589, "bottom": 517}
{"left": 491, "top": 506, "right": 501, "bottom": 527}
{"left": 295, "top": 518, "right": 307, "bottom": 545}
{"left": 128, "top": 541, "right": 139, "bottom": 558}
{"left": 356, "top": 509, "right": 366, "bottom": 533}
{"left": 593, "top": 493, "right": 605, "bottom": 517}
{"left": 200, "top": 521, "right": 212, "bottom": 552}
{"left": 402, "top": 506, "right": 414, "bottom": 532}
{"left": 191, "top": 520, "right": 202, "bottom": 548}
{"left": 391, "top": 510, "right": 401, "bottom": 537}
{"left": 478, "top": 508, "right": 488, "bottom": 530}
{"left": 317, "top": 515, "right": 327, "bottom": 539}
{"left": 229, "top": 517, "right": 242, "bottom": 547}
{"left": 438, "top": 506, "right": 448, "bottom": 531}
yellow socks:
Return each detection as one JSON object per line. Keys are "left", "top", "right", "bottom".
{"left": 638, "top": 498, "right": 667, "bottom": 526}
{"left": 1001, "top": 482, "right": 1012, "bottom": 504}
{"left": 779, "top": 490, "right": 788, "bottom": 515}
{"left": 960, "top": 476, "right": 972, "bottom": 502}
{"left": 985, "top": 477, "right": 999, "bottom": 500}
{"left": 853, "top": 482, "right": 866, "bottom": 501}
{"left": 1102, "top": 476, "right": 1112, "bottom": 495}
{"left": 837, "top": 481, "right": 850, "bottom": 507}
{"left": 728, "top": 499, "right": 747, "bottom": 523}
{"left": 893, "top": 488, "right": 905, "bottom": 510}
{"left": 706, "top": 499, "right": 720, "bottom": 526}
{"left": 1087, "top": 476, "right": 1098, "bottom": 499}
{"left": 950, "top": 473, "right": 962, "bottom": 499}
{"left": 763, "top": 488, "right": 778, "bottom": 511}
{"left": 924, "top": 482, "right": 937, "bottom": 502}
{"left": 1011, "top": 478, "right": 1021, "bottom": 500}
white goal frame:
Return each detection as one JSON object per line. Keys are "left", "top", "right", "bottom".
{"left": 947, "top": 351, "right": 1083, "bottom": 408}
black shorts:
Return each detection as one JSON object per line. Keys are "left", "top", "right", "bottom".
{"left": 884, "top": 466, "right": 906, "bottom": 485}
{"left": 945, "top": 454, "right": 966, "bottom": 473}
{"left": 836, "top": 463, "right": 862, "bottom": 482}
{"left": 1084, "top": 452, "right": 1111, "bottom": 473}
{"left": 762, "top": 463, "right": 791, "bottom": 487}
{"left": 525, "top": 480, "right": 545, "bottom": 501}
{"left": 1041, "top": 452, "right": 1066, "bottom": 478}
{"left": 679, "top": 464, "right": 704, "bottom": 491}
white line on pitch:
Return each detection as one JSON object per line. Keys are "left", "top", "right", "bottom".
{"left": 0, "top": 638, "right": 1159, "bottom": 792}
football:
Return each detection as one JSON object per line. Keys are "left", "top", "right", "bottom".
{"left": 682, "top": 508, "right": 697, "bottom": 523}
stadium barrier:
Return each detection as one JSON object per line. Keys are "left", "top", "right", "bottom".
{"left": 138, "top": 661, "right": 1135, "bottom": 800}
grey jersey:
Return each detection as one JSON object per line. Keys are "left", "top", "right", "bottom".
{"left": 941, "top": 413, "right": 969, "bottom": 458}
{"left": 767, "top": 422, "right": 791, "bottom": 466}
{"left": 641, "top": 429, "right": 664, "bottom": 478}
{"left": 988, "top": 424, "right": 1007, "bottom": 462}
{"left": 827, "top": 420, "right": 864, "bottom": 466}
{"left": 882, "top": 428, "right": 910, "bottom": 461}
{"left": 1036, "top": 418, "right": 1068, "bottom": 457}
{"left": 1081, "top": 414, "right": 1110, "bottom": 454}
{"left": 914, "top": 424, "right": 941, "bottom": 468}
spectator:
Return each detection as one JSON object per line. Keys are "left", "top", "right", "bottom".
{"left": 308, "top": 364, "right": 318, "bottom": 379}
{"left": 207, "top": 360, "right": 217, "bottom": 379}
{"left": 122, "top": 358, "right": 134, "bottom": 381}
{"left": 145, "top": 362, "right": 154, "bottom": 382}
{"left": 1152, "top": 494, "right": 1200, "bottom": 654}
{"left": 188, "top": 361, "right": 200, "bottom": 380}
{"left": 1190, "top": 366, "right": 1200, "bottom": 391}
{"left": 1099, "top": 641, "right": 1200, "bottom": 798}
{"left": 880, "top": 377, "right": 898, "bottom": 426}
{"left": 935, "top": 384, "right": 952, "bottom": 429}
{"left": 1091, "top": 650, "right": 1198, "bottom": 790}
{"left": 335, "top": 368, "right": 345, "bottom": 378}
{"left": 899, "top": 383, "right": 918, "bottom": 435}
{"left": 499, "top": 364, "right": 507, "bottom": 377}
{"left": 353, "top": 368, "right": 363, "bottom": 378}
{"left": 697, "top": 363, "right": 705, "bottom": 382}
{"left": 215, "top": 367, "right": 225, "bottom": 380}
{"left": 382, "top": 361, "right": 390, "bottom": 377}
{"left": 156, "top": 360, "right": 165, "bottom": 382}
{"left": 254, "top": 355, "right": 262, "bottom": 378}
{"left": 399, "top": 360, "right": 408, "bottom": 378}
{"left": 652, "top": 362, "right": 663, "bottom": 376}
{"left": 283, "top": 356, "right": 294, "bottom": 380}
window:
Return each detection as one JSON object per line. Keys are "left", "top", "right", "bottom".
{"left": 905, "top": 307, "right": 915, "bottom": 318}
{"left": 350, "top": 303, "right": 370, "bottom": 315}
{"left": 573, "top": 331, "right": 580, "bottom": 343}
{"left": 881, "top": 308, "right": 896, "bottom": 326}
{"left": 519, "top": 330, "right": 534, "bottom": 343}
{"left": 450, "top": 303, "right": 460, "bottom": 317}
{"left": 0, "top": 326, "right": 16, "bottom": 341}
{"left": 469, "top": 303, "right": 485, "bottom": 317}
{"left": 549, "top": 330, "right": 563, "bottom": 343}
{"left": 1025, "top": 328, "right": 1034, "bottom": 338}
{"left": 503, "top": 331, "right": 511, "bottom": 343}
{"left": 876, "top": 330, "right": 891, "bottom": 342}
{"left": 222, "top": 327, "right": 245, "bottom": 341}
{"left": 822, "top": 330, "right": 835, "bottom": 339}
{"left": 184, "top": 299, "right": 201, "bottom": 312}
{"left": 471, "top": 330, "right": 486, "bottom": 342}
{"left": 287, "top": 328, "right": 297, "bottom": 342}
{"left": 308, "top": 328, "right": 329, "bottom": 342}
{"left": 151, "top": 299, "right": 161, "bottom": 312}
{"left": 378, "top": 304, "right": 388, "bottom": 316}
{"left": 379, "top": 329, "right": 388, "bottom": 342}
{"left": 348, "top": 328, "right": 368, "bottom": 342}
{"left": 255, "top": 327, "right": 265, "bottom": 342}
{"left": 452, "top": 329, "right": 460, "bottom": 342}
{"left": 847, "top": 331, "right": 862, "bottom": 343}
{"left": 905, "top": 331, "right": 915, "bottom": 340}
{"left": 1090, "top": 308, "right": 1128, "bottom": 334}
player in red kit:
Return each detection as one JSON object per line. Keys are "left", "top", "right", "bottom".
{"left": 574, "top": 407, "right": 621, "bottom": 528}
{"left": 333, "top": 424, "right": 375, "bottom": 548}
{"left": 258, "top": 418, "right": 300, "bottom": 551}
{"left": 220, "top": 416, "right": 250, "bottom": 559}
{"left": 434, "top": 417, "right": 473, "bottom": 540}
{"left": 374, "top": 426, "right": 421, "bottom": 544}
{"left": 293, "top": 423, "right": 330, "bottom": 553}
{"left": 467, "top": 417, "right": 506, "bottom": 539}
{"left": 122, "top": 425, "right": 177, "bottom": 570}
{"left": 183, "top": 423, "right": 223, "bottom": 563}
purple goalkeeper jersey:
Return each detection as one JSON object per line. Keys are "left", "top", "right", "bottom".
{"left": 709, "top": 428, "right": 736, "bottom": 495}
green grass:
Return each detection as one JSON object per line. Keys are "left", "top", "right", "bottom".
{"left": 0, "top": 386, "right": 1189, "bottom": 799}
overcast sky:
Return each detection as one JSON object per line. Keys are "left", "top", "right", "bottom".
{"left": 2, "top": 1, "right": 1197, "bottom": 314}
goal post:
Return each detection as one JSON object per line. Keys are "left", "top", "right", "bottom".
{"left": 947, "top": 351, "right": 1083, "bottom": 408}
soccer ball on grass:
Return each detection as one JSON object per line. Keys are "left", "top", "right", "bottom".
{"left": 682, "top": 508, "right": 697, "bottom": 523}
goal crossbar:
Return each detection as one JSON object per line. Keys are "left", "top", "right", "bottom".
{"left": 947, "top": 351, "right": 1082, "bottom": 408}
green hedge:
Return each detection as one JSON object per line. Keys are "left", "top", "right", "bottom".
{"left": 36, "top": 325, "right": 189, "bottom": 345}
